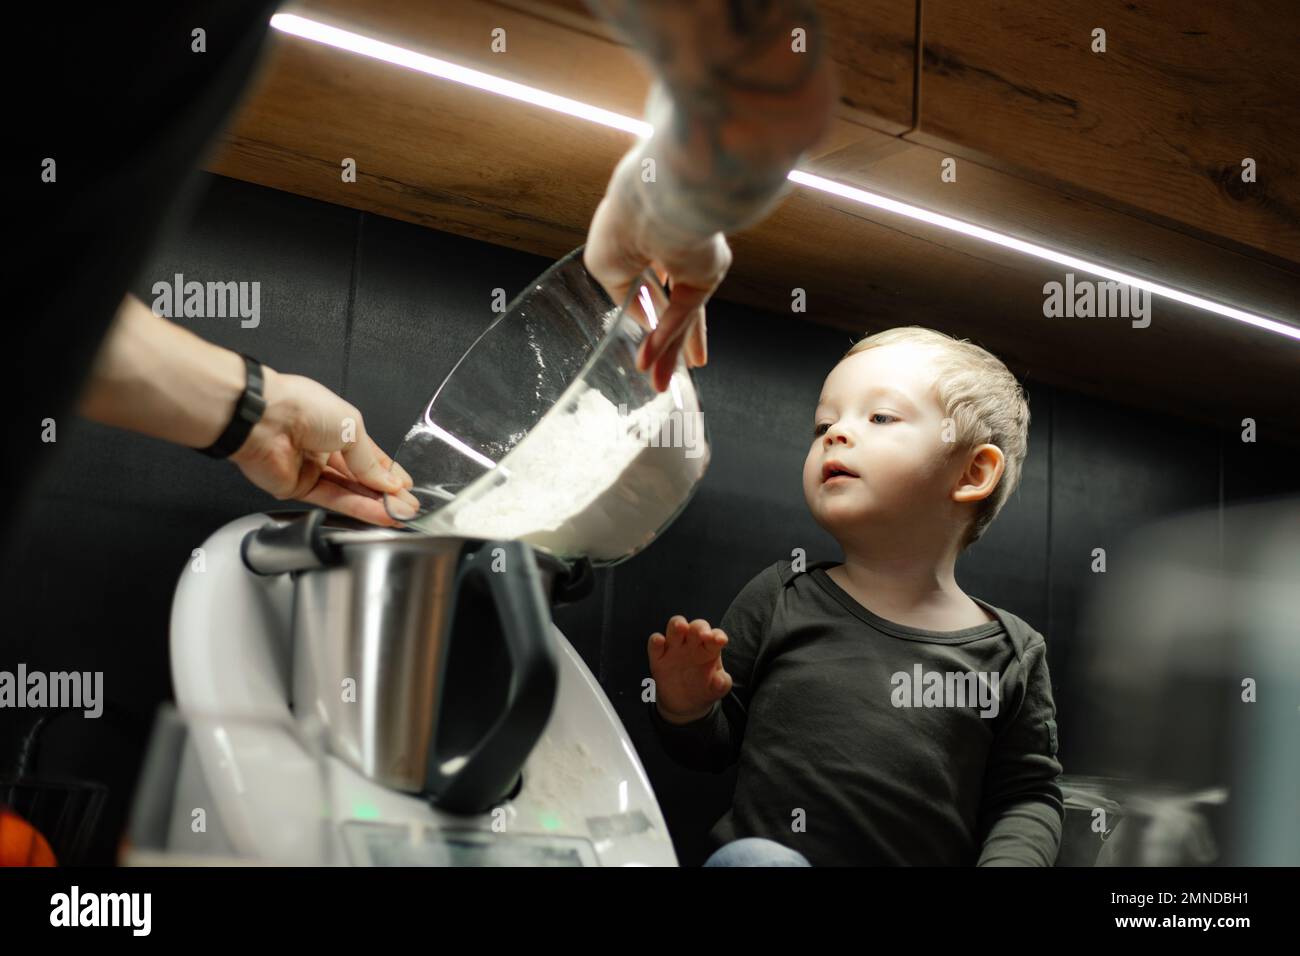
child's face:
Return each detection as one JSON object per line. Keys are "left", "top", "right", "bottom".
{"left": 802, "top": 343, "right": 966, "bottom": 546}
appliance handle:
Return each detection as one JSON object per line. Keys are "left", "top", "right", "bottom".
{"left": 550, "top": 555, "right": 595, "bottom": 606}
{"left": 240, "top": 509, "right": 337, "bottom": 576}
{"left": 427, "top": 541, "right": 558, "bottom": 813}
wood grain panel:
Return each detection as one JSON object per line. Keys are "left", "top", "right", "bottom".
{"left": 206, "top": 0, "right": 1300, "bottom": 443}
{"left": 913, "top": 0, "right": 1300, "bottom": 265}
{"left": 290, "top": 0, "right": 652, "bottom": 114}
{"left": 804, "top": 129, "right": 1300, "bottom": 329}
{"left": 214, "top": 55, "right": 601, "bottom": 255}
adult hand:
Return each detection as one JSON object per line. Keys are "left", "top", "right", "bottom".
{"left": 77, "top": 295, "right": 420, "bottom": 528}
{"left": 585, "top": 149, "right": 732, "bottom": 393}
{"left": 582, "top": 0, "right": 838, "bottom": 393}
{"left": 230, "top": 368, "right": 419, "bottom": 528}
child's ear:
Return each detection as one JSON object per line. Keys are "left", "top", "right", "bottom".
{"left": 951, "top": 444, "right": 1004, "bottom": 504}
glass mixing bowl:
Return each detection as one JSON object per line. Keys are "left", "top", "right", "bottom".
{"left": 384, "top": 245, "right": 710, "bottom": 566}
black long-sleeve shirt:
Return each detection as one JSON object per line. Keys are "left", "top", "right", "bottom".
{"left": 648, "top": 559, "right": 1064, "bottom": 865}
{"left": 6, "top": 3, "right": 278, "bottom": 574}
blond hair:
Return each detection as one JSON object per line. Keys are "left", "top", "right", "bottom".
{"left": 841, "top": 327, "right": 1029, "bottom": 548}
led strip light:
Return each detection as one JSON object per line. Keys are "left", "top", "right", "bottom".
{"left": 270, "top": 13, "right": 1300, "bottom": 343}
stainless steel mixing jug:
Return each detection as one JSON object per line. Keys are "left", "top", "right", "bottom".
{"left": 240, "top": 508, "right": 593, "bottom": 814}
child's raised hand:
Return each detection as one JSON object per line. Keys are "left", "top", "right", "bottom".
{"left": 648, "top": 615, "right": 732, "bottom": 724}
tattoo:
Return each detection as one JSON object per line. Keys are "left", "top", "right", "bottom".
{"left": 587, "top": 1, "right": 834, "bottom": 239}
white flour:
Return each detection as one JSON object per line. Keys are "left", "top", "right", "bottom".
{"left": 411, "top": 386, "right": 706, "bottom": 561}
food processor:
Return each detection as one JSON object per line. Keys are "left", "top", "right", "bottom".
{"left": 132, "top": 247, "right": 711, "bottom": 866}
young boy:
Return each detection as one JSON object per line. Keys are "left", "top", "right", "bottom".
{"left": 646, "top": 326, "right": 1063, "bottom": 866}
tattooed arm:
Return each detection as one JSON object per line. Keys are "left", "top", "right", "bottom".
{"left": 592, "top": 0, "right": 835, "bottom": 236}
{"left": 583, "top": 1, "right": 837, "bottom": 390}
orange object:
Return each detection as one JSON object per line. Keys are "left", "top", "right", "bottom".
{"left": 0, "top": 808, "right": 58, "bottom": 867}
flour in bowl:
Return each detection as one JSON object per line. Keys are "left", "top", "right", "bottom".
{"left": 410, "top": 385, "right": 707, "bottom": 562}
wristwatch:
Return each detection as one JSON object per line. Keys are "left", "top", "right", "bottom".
{"left": 198, "top": 353, "right": 266, "bottom": 459}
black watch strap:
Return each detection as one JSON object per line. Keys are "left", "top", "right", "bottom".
{"left": 199, "top": 353, "right": 266, "bottom": 459}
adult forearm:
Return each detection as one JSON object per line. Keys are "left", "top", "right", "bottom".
{"left": 76, "top": 294, "right": 266, "bottom": 449}
{"left": 591, "top": 0, "right": 837, "bottom": 241}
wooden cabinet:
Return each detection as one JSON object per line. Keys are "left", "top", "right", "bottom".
{"left": 912, "top": 0, "right": 1300, "bottom": 265}
{"left": 208, "top": 0, "right": 1300, "bottom": 441}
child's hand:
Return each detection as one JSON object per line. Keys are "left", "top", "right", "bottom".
{"left": 648, "top": 615, "right": 732, "bottom": 724}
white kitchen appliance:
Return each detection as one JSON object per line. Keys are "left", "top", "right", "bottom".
{"left": 152, "top": 510, "right": 677, "bottom": 866}
{"left": 130, "top": 247, "right": 708, "bottom": 866}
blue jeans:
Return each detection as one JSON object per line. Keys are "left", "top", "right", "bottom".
{"left": 703, "top": 837, "right": 812, "bottom": 867}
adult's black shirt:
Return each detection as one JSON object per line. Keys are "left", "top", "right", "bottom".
{"left": 6, "top": 3, "right": 279, "bottom": 570}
